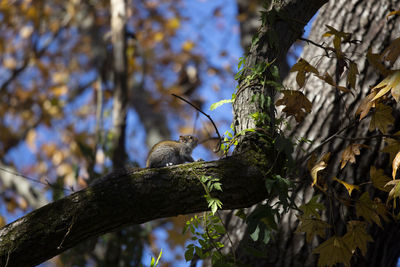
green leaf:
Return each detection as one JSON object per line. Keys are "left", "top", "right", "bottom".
{"left": 184, "top": 246, "right": 194, "bottom": 261}
{"left": 210, "top": 99, "right": 233, "bottom": 110}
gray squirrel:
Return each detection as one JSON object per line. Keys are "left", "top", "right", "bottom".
{"left": 146, "top": 135, "right": 199, "bottom": 168}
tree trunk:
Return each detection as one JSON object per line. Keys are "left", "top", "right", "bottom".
{"left": 234, "top": 0, "right": 400, "bottom": 266}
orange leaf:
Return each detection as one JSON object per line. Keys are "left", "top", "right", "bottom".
{"left": 392, "top": 151, "right": 400, "bottom": 179}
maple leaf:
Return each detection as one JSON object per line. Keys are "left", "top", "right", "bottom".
{"left": 370, "top": 166, "right": 391, "bottom": 192}
{"left": 367, "top": 48, "right": 390, "bottom": 76}
{"left": 313, "top": 236, "right": 352, "bottom": 267}
{"left": 392, "top": 151, "right": 400, "bottom": 179}
{"left": 382, "top": 135, "right": 400, "bottom": 162}
{"left": 296, "top": 215, "right": 331, "bottom": 243}
{"left": 355, "top": 192, "right": 388, "bottom": 228}
{"left": 299, "top": 195, "right": 325, "bottom": 218}
{"left": 333, "top": 177, "right": 359, "bottom": 196}
{"left": 342, "top": 221, "right": 373, "bottom": 256}
{"left": 382, "top": 37, "right": 400, "bottom": 65}
{"left": 370, "top": 70, "right": 400, "bottom": 102}
{"left": 368, "top": 103, "right": 394, "bottom": 133}
{"left": 340, "top": 144, "right": 367, "bottom": 169}
{"left": 387, "top": 9, "right": 400, "bottom": 19}
{"left": 355, "top": 90, "right": 377, "bottom": 120}
{"left": 290, "top": 58, "right": 319, "bottom": 88}
{"left": 276, "top": 90, "right": 312, "bottom": 122}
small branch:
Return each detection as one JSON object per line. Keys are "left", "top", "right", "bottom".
{"left": 172, "top": 94, "right": 222, "bottom": 152}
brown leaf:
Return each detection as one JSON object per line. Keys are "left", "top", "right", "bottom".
{"left": 382, "top": 37, "right": 400, "bottom": 65}
{"left": 355, "top": 90, "right": 377, "bottom": 120}
{"left": 276, "top": 90, "right": 312, "bottom": 122}
{"left": 369, "top": 103, "right": 394, "bottom": 133}
{"left": 340, "top": 144, "right": 366, "bottom": 169}
{"left": 346, "top": 61, "right": 359, "bottom": 89}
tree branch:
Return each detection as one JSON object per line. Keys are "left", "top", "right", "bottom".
{"left": 0, "top": 153, "right": 268, "bottom": 267}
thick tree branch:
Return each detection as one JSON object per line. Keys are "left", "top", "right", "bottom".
{"left": 0, "top": 153, "right": 268, "bottom": 267}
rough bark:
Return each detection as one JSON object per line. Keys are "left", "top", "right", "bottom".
{"left": 267, "top": 0, "right": 400, "bottom": 266}
{"left": 0, "top": 152, "right": 269, "bottom": 267}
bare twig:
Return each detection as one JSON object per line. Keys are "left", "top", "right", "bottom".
{"left": 172, "top": 94, "right": 222, "bottom": 152}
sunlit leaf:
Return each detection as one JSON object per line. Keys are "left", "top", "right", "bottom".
{"left": 392, "top": 151, "right": 400, "bottom": 179}
{"left": 386, "top": 179, "right": 400, "bottom": 206}
{"left": 0, "top": 216, "right": 6, "bottom": 227}
{"left": 311, "top": 160, "right": 327, "bottom": 187}
{"left": 371, "top": 70, "right": 400, "bottom": 102}
{"left": 209, "top": 99, "right": 233, "bottom": 110}
{"left": 387, "top": 10, "right": 400, "bottom": 19}
{"left": 182, "top": 41, "right": 195, "bottom": 52}
{"left": 290, "top": 58, "right": 319, "bottom": 88}
{"left": 313, "top": 236, "right": 352, "bottom": 267}
{"left": 332, "top": 177, "right": 359, "bottom": 196}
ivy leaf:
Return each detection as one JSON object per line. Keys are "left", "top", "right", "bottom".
{"left": 340, "top": 144, "right": 367, "bottom": 169}
{"left": 370, "top": 166, "right": 391, "bottom": 192}
{"left": 355, "top": 192, "right": 388, "bottom": 228}
{"left": 276, "top": 90, "right": 312, "bottom": 122}
{"left": 313, "top": 236, "right": 352, "bottom": 267}
{"left": 368, "top": 103, "right": 394, "bottom": 133}
{"left": 332, "top": 177, "right": 359, "bottom": 196}
{"left": 342, "top": 221, "right": 373, "bottom": 256}
{"left": 371, "top": 70, "right": 400, "bottom": 102}
{"left": 296, "top": 215, "right": 331, "bottom": 243}
{"left": 393, "top": 151, "right": 400, "bottom": 179}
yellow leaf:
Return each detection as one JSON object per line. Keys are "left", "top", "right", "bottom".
{"left": 387, "top": 10, "right": 400, "bottom": 19}
{"left": 342, "top": 221, "right": 373, "bottom": 256}
{"left": 340, "top": 144, "right": 366, "bottom": 169}
{"left": 368, "top": 103, "right": 394, "bottom": 133}
{"left": 371, "top": 70, "right": 400, "bottom": 102}
{"left": 370, "top": 166, "right": 391, "bottom": 192}
{"left": 313, "top": 236, "right": 352, "bottom": 267}
{"left": 52, "top": 72, "right": 69, "bottom": 84}
{"left": 356, "top": 192, "right": 388, "bottom": 227}
{"left": 333, "top": 177, "right": 359, "bottom": 196}
{"left": 182, "top": 41, "right": 195, "bottom": 52}
{"left": 154, "top": 32, "right": 164, "bottom": 42}
{"left": 3, "top": 57, "right": 17, "bottom": 69}
{"left": 0, "top": 216, "right": 5, "bottom": 227}
{"left": 26, "top": 129, "right": 37, "bottom": 151}
{"left": 386, "top": 179, "right": 400, "bottom": 205}
{"left": 166, "top": 17, "right": 180, "bottom": 30}
{"left": 310, "top": 158, "right": 328, "bottom": 187}
{"left": 296, "top": 215, "right": 331, "bottom": 243}
{"left": 392, "top": 151, "right": 400, "bottom": 179}
{"left": 275, "top": 90, "right": 312, "bottom": 122}
{"left": 51, "top": 85, "right": 68, "bottom": 96}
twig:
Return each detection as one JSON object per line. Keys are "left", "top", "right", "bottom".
{"left": 172, "top": 94, "right": 222, "bottom": 152}
{"left": 58, "top": 215, "right": 77, "bottom": 249}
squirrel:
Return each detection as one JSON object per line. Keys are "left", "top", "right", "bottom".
{"left": 146, "top": 135, "right": 199, "bottom": 168}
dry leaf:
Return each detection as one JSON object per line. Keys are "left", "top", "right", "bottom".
{"left": 392, "top": 151, "right": 400, "bottom": 179}
{"left": 333, "top": 177, "right": 359, "bottom": 196}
